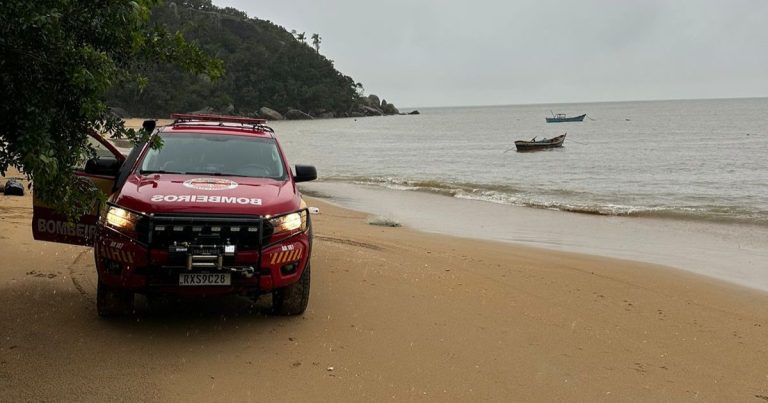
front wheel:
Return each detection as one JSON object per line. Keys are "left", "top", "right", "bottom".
{"left": 272, "top": 262, "right": 311, "bottom": 316}
{"left": 96, "top": 281, "right": 134, "bottom": 317}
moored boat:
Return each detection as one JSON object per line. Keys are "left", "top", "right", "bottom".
{"left": 514, "top": 133, "right": 566, "bottom": 151}
{"left": 546, "top": 113, "right": 586, "bottom": 123}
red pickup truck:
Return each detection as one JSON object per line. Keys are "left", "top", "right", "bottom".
{"left": 33, "top": 114, "right": 317, "bottom": 317}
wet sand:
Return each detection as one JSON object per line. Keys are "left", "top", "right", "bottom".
{"left": 302, "top": 181, "right": 768, "bottom": 292}
{"left": 2, "top": 177, "right": 768, "bottom": 401}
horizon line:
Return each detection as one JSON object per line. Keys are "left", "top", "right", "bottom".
{"left": 400, "top": 95, "right": 768, "bottom": 110}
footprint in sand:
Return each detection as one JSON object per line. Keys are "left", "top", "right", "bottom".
{"left": 25, "top": 270, "right": 57, "bottom": 279}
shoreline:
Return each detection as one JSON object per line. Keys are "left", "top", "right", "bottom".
{"left": 3, "top": 174, "right": 768, "bottom": 400}
{"left": 300, "top": 181, "right": 768, "bottom": 293}
{"left": 306, "top": 177, "right": 767, "bottom": 227}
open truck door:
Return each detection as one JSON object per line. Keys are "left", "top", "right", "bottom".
{"left": 32, "top": 130, "right": 127, "bottom": 246}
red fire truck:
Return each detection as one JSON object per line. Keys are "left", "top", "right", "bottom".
{"left": 33, "top": 114, "right": 317, "bottom": 317}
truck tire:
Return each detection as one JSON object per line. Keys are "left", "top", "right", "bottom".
{"left": 272, "top": 261, "right": 310, "bottom": 316}
{"left": 97, "top": 281, "right": 134, "bottom": 317}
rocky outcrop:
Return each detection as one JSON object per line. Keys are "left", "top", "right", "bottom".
{"left": 259, "top": 107, "right": 284, "bottom": 121}
{"left": 190, "top": 106, "right": 215, "bottom": 114}
{"left": 361, "top": 94, "right": 380, "bottom": 108}
{"left": 109, "top": 106, "right": 130, "bottom": 119}
{"left": 354, "top": 94, "right": 400, "bottom": 116}
{"left": 358, "top": 105, "right": 383, "bottom": 116}
{"left": 284, "top": 109, "right": 313, "bottom": 120}
{"left": 181, "top": 94, "right": 407, "bottom": 121}
{"left": 381, "top": 99, "right": 399, "bottom": 115}
{"left": 408, "top": 110, "right": 420, "bottom": 115}
{"left": 189, "top": 105, "right": 240, "bottom": 115}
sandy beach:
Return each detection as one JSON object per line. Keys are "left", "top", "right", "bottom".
{"left": 1, "top": 173, "right": 768, "bottom": 401}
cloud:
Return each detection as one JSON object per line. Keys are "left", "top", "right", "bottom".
{"left": 215, "top": 0, "right": 768, "bottom": 106}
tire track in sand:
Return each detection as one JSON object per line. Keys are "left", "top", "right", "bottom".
{"left": 316, "top": 235, "right": 382, "bottom": 251}
{"left": 66, "top": 249, "right": 96, "bottom": 304}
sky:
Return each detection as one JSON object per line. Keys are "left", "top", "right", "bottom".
{"left": 214, "top": 0, "right": 768, "bottom": 108}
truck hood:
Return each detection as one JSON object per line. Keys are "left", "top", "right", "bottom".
{"left": 114, "top": 174, "right": 300, "bottom": 216}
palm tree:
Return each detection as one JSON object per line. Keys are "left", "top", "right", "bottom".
{"left": 311, "top": 33, "right": 321, "bottom": 53}
{"left": 296, "top": 32, "right": 306, "bottom": 43}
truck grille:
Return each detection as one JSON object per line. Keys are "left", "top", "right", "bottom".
{"left": 148, "top": 214, "right": 273, "bottom": 249}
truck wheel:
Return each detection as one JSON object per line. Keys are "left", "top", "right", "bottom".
{"left": 272, "top": 262, "right": 311, "bottom": 316}
{"left": 97, "top": 281, "right": 134, "bottom": 317}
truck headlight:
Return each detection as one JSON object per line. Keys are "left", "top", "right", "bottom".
{"left": 270, "top": 211, "right": 307, "bottom": 234}
{"left": 105, "top": 206, "right": 141, "bottom": 235}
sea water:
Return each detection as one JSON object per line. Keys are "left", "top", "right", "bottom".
{"left": 271, "top": 98, "right": 768, "bottom": 290}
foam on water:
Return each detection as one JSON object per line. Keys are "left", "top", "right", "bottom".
{"left": 323, "top": 175, "right": 766, "bottom": 225}
{"left": 302, "top": 181, "right": 768, "bottom": 293}
{"left": 272, "top": 98, "right": 768, "bottom": 288}
{"left": 273, "top": 98, "right": 768, "bottom": 227}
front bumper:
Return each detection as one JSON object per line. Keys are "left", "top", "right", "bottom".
{"left": 94, "top": 209, "right": 311, "bottom": 297}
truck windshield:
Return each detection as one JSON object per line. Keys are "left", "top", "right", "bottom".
{"left": 139, "top": 133, "right": 286, "bottom": 179}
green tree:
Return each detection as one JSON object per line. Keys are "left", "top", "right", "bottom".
{"left": 311, "top": 33, "right": 321, "bottom": 53}
{"left": 0, "top": 0, "right": 223, "bottom": 218}
{"left": 297, "top": 32, "right": 306, "bottom": 43}
{"left": 107, "top": 3, "right": 362, "bottom": 119}
{"left": 180, "top": 0, "right": 216, "bottom": 11}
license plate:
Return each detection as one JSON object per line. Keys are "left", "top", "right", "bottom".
{"left": 178, "top": 273, "right": 231, "bottom": 286}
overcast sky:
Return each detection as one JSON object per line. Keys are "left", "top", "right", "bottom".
{"left": 214, "top": 0, "right": 768, "bottom": 108}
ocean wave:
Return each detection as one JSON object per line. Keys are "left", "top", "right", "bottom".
{"left": 317, "top": 176, "right": 768, "bottom": 226}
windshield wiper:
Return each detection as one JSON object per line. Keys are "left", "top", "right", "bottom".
{"left": 140, "top": 169, "right": 183, "bottom": 175}
{"left": 184, "top": 171, "right": 251, "bottom": 177}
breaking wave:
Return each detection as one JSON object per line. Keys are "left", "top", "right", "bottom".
{"left": 317, "top": 176, "right": 768, "bottom": 226}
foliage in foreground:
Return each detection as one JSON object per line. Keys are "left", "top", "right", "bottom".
{"left": 0, "top": 0, "right": 222, "bottom": 217}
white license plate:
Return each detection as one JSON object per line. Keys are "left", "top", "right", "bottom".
{"left": 178, "top": 273, "right": 231, "bottom": 286}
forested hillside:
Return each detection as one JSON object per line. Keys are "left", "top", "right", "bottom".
{"left": 107, "top": 0, "right": 393, "bottom": 119}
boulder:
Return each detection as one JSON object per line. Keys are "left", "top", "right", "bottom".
{"left": 358, "top": 105, "right": 383, "bottom": 116}
{"left": 190, "top": 106, "right": 215, "bottom": 114}
{"left": 381, "top": 101, "right": 399, "bottom": 115}
{"left": 223, "top": 104, "right": 235, "bottom": 114}
{"left": 318, "top": 111, "right": 336, "bottom": 119}
{"left": 109, "top": 106, "right": 130, "bottom": 119}
{"left": 259, "top": 107, "right": 284, "bottom": 121}
{"left": 348, "top": 111, "right": 364, "bottom": 118}
{"left": 360, "top": 94, "right": 381, "bottom": 108}
{"left": 284, "top": 109, "right": 314, "bottom": 120}
{"left": 408, "top": 110, "right": 420, "bottom": 115}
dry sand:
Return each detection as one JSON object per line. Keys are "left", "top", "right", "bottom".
{"left": 1, "top": 174, "right": 768, "bottom": 401}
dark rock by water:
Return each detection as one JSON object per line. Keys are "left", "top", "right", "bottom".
{"left": 190, "top": 106, "right": 215, "bottom": 114}
{"left": 381, "top": 100, "right": 399, "bottom": 115}
{"left": 285, "top": 109, "right": 314, "bottom": 120}
{"left": 259, "top": 107, "right": 284, "bottom": 121}
{"left": 358, "top": 105, "right": 384, "bottom": 116}
{"left": 109, "top": 107, "right": 131, "bottom": 119}
{"left": 363, "top": 95, "right": 381, "bottom": 108}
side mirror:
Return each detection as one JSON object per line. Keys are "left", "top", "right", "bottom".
{"left": 294, "top": 165, "right": 317, "bottom": 183}
{"left": 142, "top": 120, "right": 156, "bottom": 133}
{"left": 85, "top": 157, "right": 121, "bottom": 176}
